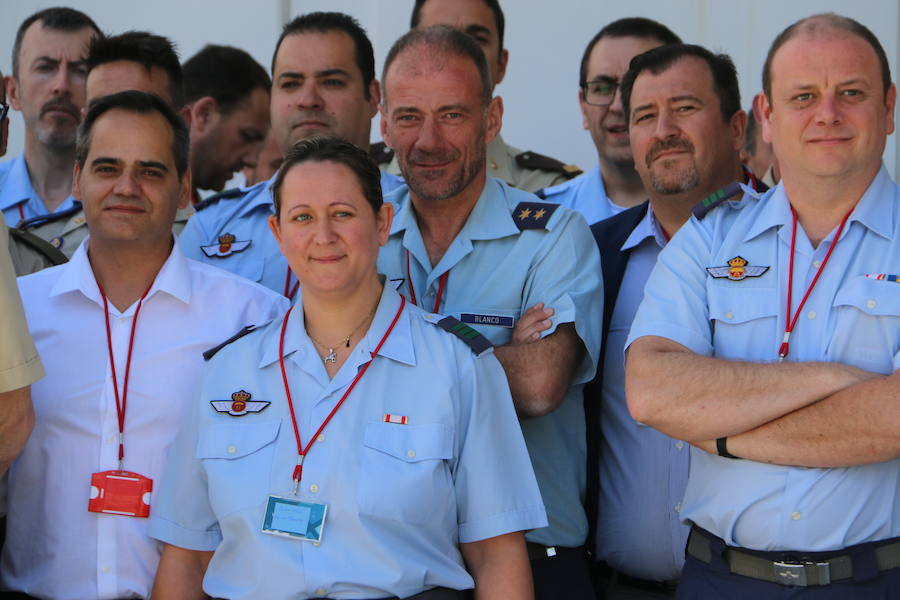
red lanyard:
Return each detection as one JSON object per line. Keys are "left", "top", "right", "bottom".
{"left": 278, "top": 294, "right": 405, "bottom": 493}
{"left": 777, "top": 206, "right": 853, "bottom": 360}
{"left": 283, "top": 267, "right": 300, "bottom": 301}
{"left": 17, "top": 203, "right": 24, "bottom": 226}
{"left": 405, "top": 250, "right": 447, "bottom": 313}
{"left": 98, "top": 281, "right": 153, "bottom": 470}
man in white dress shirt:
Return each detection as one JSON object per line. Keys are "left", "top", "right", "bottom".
{"left": 2, "top": 91, "right": 286, "bottom": 600}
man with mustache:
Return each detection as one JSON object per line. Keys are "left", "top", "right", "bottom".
{"left": 179, "top": 12, "right": 403, "bottom": 297}
{"left": 377, "top": 25, "right": 602, "bottom": 599}
{"left": 539, "top": 18, "right": 681, "bottom": 225}
{"left": 0, "top": 7, "right": 101, "bottom": 226}
{"left": 627, "top": 14, "right": 900, "bottom": 598}
{"left": 587, "top": 43, "right": 761, "bottom": 599}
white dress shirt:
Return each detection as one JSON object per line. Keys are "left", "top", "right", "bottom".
{"left": 2, "top": 238, "right": 287, "bottom": 600}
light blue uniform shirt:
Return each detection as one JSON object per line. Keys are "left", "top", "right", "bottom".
{"left": 0, "top": 155, "right": 76, "bottom": 226}
{"left": 539, "top": 165, "right": 626, "bottom": 226}
{"left": 179, "top": 170, "right": 404, "bottom": 295}
{"left": 149, "top": 284, "right": 546, "bottom": 600}
{"left": 377, "top": 178, "right": 603, "bottom": 548}
{"left": 598, "top": 205, "right": 688, "bottom": 581}
{"left": 627, "top": 166, "right": 900, "bottom": 552}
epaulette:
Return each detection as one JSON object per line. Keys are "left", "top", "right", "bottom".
{"left": 8, "top": 227, "right": 68, "bottom": 266}
{"left": 515, "top": 151, "right": 582, "bottom": 179}
{"left": 203, "top": 323, "right": 262, "bottom": 361}
{"left": 369, "top": 141, "right": 395, "bottom": 165}
{"left": 691, "top": 181, "right": 744, "bottom": 221}
{"left": 195, "top": 187, "right": 245, "bottom": 212}
{"left": 17, "top": 202, "right": 82, "bottom": 231}
{"left": 434, "top": 316, "right": 492, "bottom": 356}
{"left": 512, "top": 201, "right": 559, "bottom": 230}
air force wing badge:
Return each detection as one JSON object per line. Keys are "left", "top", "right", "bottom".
{"left": 201, "top": 233, "right": 251, "bottom": 258}
{"left": 706, "top": 256, "right": 769, "bottom": 281}
{"left": 211, "top": 390, "right": 270, "bottom": 416}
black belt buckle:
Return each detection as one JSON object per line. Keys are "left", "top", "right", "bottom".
{"left": 773, "top": 560, "right": 831, "bottom": 586}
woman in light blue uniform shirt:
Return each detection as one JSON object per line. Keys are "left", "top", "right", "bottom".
{"left": 149, "top": 138, "right": 547, "bottom": 600}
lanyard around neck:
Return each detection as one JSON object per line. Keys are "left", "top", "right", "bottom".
{"left": 405, "top": 250, "right": 447, "bottom": 313}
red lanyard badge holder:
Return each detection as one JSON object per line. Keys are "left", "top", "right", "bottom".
{"left": 88, "top": 283, "right": 154, "bottom": 518}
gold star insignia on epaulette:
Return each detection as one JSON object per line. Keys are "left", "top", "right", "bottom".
{"left": 518, "top": 208, "right": 532, "bottom": 219}
{"left": 533, "top": 208, "right": 546, "bottom": 220}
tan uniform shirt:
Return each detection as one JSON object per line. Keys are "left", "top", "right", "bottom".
{"left": 0, "top": 214, "right": 44, "bottom": 392}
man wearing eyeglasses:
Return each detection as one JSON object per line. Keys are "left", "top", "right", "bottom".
{"left": 537, "top": 18, "right": 680, "bottom": 225}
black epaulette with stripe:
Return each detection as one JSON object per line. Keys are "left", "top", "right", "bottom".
{"left": 691, "top": 181, "right": 744, "bottom": 220}
{"left": 515, "top": 151, "right": 582, "bottom": 179}
{"left": 369, "top": 141, "right": 395, "bottom": 165}
{"left": 435, "top": 316, "right": 492, "bottom": 356}
{"left": 195, "top": 187, "right": 244, "bottom": 212}
{"left": 9, "top": 227, "right": 68, "bottom": 266}
{"left": 17, "top": 202, "right": 82, "bottom": 231}
{"left": 203, "top": 324, "right": 263, "bottom": 361}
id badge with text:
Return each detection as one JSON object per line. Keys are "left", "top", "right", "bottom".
{"left": 262, "top": 494, "right": 327, "bottom": 542}
{"left": 88, "top": 470, "right": 153, "bottom": 518}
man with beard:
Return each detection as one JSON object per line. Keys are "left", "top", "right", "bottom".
{"left": 179, "top": 12, "right": 403, "bottom": 297}
{"left": 538, "top": 18, "right": 681, "bottom": 225}
{"left": 182, "top": 45, "right": 271, "bottom": 197}
{"left": 0, "top": 7, "right": 101, "bottom": 226}
{"left": 377, "top": 25, "right": 602, "bottom": 599}
{"left": 371, "top": 0, "right": 582, "bottom": 193}
{"left": 588, "top": 43, "right": 761, "bottom": 598}
{"left": 627, "top": 14, "right": 900, "bottom": 598}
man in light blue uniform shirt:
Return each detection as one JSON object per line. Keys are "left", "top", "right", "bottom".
{"left": 377, "top": 26, "right": 602, "bottom": 599}
{"left": 1, "top": 8, "right": 100, "bottom": 226}
{"left": 149, "top": 283, "right": 546, "bottom": 599}
{"left": 537, "top": 18, "right": 681, "bottom": 225}
{"left": 627, "top": 14, "right": 900, "bottom": 598}
{"left": 589, "top": 44, "right": 760, "bottom": 599}
{"left": 179, "top": 12, "right": 403, "bottom": 296}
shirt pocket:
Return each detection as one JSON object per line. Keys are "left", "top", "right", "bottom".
{"left": 357, "top": 422, "right": 454, "bottom": 524}
{"left": 708, "top": 287, "right": 778, "bottom": 360}
{"left": 829, "top": 276, "right": 900, "bottom": 373}
{"left": 197, "top": 419, "right": 281, "bottom": 518}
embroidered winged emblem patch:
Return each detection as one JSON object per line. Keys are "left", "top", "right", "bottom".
{"left": 706, "top": 256, "right": 769, "bottom": 281}
{"left": 211, "top": 390, "right": 270, "bottom": 416}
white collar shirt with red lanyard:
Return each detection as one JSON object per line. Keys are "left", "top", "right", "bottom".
{"left": 4, "top": 236, "right": 287, "bottom": 600}
{"left": 377, "top": 176, "right": 603, "bottom": 549}
{"left": 148, "top": 283, "right": 546, "bottom": 600}
{"left": 0, "top": 153, "right": 78, "bottom": 227}
{"left": 626, "top": 165, "right": 900, "bottom": 553}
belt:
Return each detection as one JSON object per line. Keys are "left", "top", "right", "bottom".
{"left": 526, "top": 542, "right": 586, "bottom": 561}
{"left": 687, "top": 527, "right": 900, "bottom": 587}
{"left": 595, "top": 562, "right": 678, "bottom": 595}
{"left": 289, "top": 587, "right": 462, "bottom": 600}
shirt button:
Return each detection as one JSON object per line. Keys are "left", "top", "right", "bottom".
{"left": 676, "top": 441, "right": 684, "bottom": 450}
{"left": 791, "top": 511, "right": 801, "bottom": 521}
{"left": 674, "top": 502, "right": 682, "bottom": 513}
{"left": 407, "top": 450, "right": 416, "bottom": 458}
{"left": 309, "top": 484, "right": 319, "bottom": 493}
{"left": 867, "top": 299, "right": 877, "bottom": 309}
{"left": 313, "top": 541, "right": 321, "bottom": 547}
{"left": 101, "top": 566, "right": 111, "bottom": 574}
{"left": 813, "top": 260, "right": 822, "bottom": 269}
{"left": 807, "top": 311, "right": 816, "bottom": 320}
{"left": 226, "top": 445, "right": 237, "bottom": 454}
{"left": 317, "top": 434, "right": 326, "bottom": 443}
{"left": 316, "top": 588, "right": 326, "bottom": 596}
{"left": 106, "top": 436, "right": 115, "bottom": 444}
{"left": 724, "top": 311, "right": 734, "bottom": 320}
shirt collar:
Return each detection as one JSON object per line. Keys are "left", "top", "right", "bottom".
{"left": 50, "top": 236, "right": 193, "bottom": 308}
{"left": 389, "top": 177, "right": 521, "bottom": 242}
{"left": 259, "top": 281, "right": 416, "bottom": 370}
{"left": 622, "top": 203, "right": 667, "bottom": 251}
{"left": 0, "top": 155, "right": 38, "bottom": 211}
{"left": 743, "top": 164, "right": 894, "bottom": 243}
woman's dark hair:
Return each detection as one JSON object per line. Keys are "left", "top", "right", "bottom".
{"left": 271, "top": 138, "right": 383, "bottom": 217}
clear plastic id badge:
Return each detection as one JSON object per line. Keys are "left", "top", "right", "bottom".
{"left": 262, "top": 495, "right": 327, "bottom": 542}
{"left": 88, "top": 470, "right": 153, "bottom": 517}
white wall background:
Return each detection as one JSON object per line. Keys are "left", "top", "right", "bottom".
{"left": 3, "top": 0, "right": 899, "bottom": 178}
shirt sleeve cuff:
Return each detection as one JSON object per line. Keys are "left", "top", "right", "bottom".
{"left": 625, "top": 322, "right": 713, "bottom": 357}
{"left": 148, "top": 515, "right": 222, "bottom": 552}
{"left": 0, "top": 354, "right": 44, "bottom": 393}
{"left": 458, "top": 504, "right": 549, "bottom": 544}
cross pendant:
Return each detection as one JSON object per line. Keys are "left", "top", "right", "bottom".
{"left": 323, "top": 348, "right": 337, "bottom": 363}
